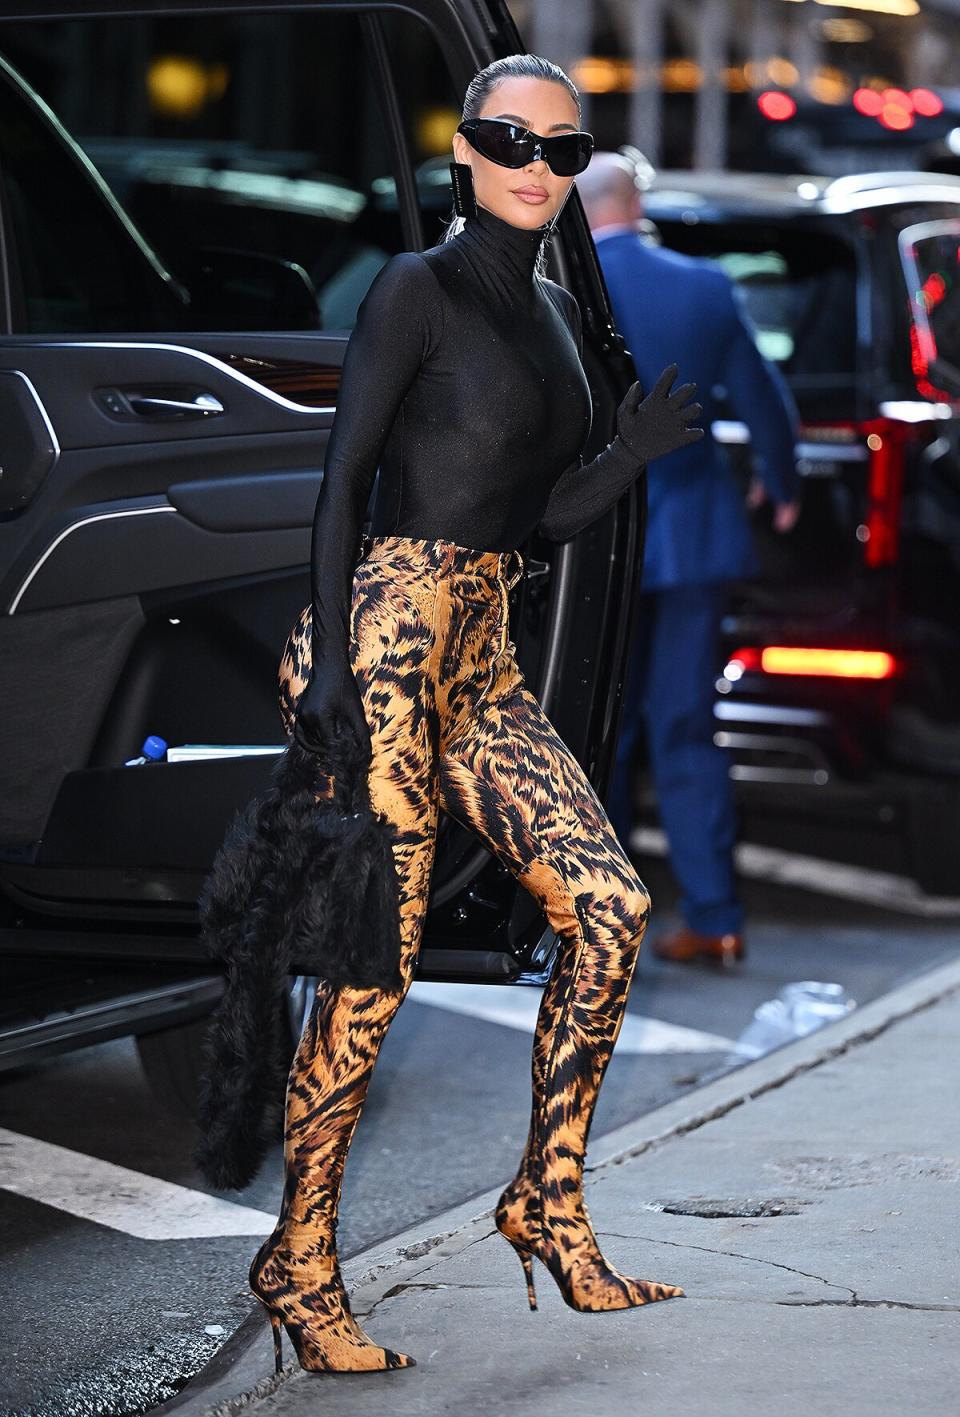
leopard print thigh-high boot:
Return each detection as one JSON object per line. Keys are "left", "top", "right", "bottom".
{"left": 248, "top": 979, "right": 416, "bottom": 1371}
{"left": 495, "top": 882, "right": 684, "bottom": 1312}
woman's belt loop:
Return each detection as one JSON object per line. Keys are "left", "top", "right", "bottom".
{"left": 435, "top": 542, "right": 458, "bottom": 579}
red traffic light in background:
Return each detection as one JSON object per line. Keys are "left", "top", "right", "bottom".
{"left": 853, "top": 87, "right": 884, "bottom": 117}
{"left": 757, "top": 90, "right": 797, "bottom": 122}
{"left": 911, "top": 87, "right": 944, "bottom": 118}
{"left": 756, "top": 85, "right": 943, "bottom": 129}
{"left": 853, "top": 85, "right": 943, "bottom": 132}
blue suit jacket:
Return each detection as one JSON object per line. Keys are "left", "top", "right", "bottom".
{"left": 594, "top": 231, "right": 800, "bottom": 589}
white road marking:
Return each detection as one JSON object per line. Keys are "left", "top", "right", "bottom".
{"left": 0, "top": 1128, "right": 277, "bottom": 1239}
{"left": 632, "top": 827, "right": 960, "bottom": 919}
{"left": 407, "top": 982, "right": 734, "bottom": 1054}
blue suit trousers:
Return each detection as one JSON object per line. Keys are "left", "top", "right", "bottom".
{"left": 606, "top": 582, "right": 744, "bottom": 936}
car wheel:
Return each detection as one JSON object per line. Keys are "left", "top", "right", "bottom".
{"left": 135, "top": 975, "right": 320, "bottom": 1120}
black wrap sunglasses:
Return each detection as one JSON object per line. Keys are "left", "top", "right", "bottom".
{"left": 457, "top": 118, "right": 595, "bottom": 177}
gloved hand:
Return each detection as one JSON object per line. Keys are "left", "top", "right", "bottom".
{"left": 614, "top": 364, "right": 704, "bottom": 465}
{"left": 293, "top": 653, "right": 371, "bottom": 764}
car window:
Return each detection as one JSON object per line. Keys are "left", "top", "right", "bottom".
{"left": 649, "top": 218, "right": 858, "bottom": 383}
{"left": 376, "top": 10, "right": 463, "bottom": 253}
{"left": 0, "top": 58, "right": 187, "bottom": 333}
{"left": 0, "top": 11, "right": 458, "bottom": 335}
{"left": 899, "top": 218, "right": 960, "bottom": 399}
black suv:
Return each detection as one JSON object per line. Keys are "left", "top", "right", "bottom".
{"left": 0, "top": 2, "right": 642, "bottom": 1092}
{"left": 644, "top": 171, "right": 960, "bottom": 893}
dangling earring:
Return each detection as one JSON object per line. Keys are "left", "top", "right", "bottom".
{"left": 449, "top": 160, "right": 478, "bottom": 219}
{"left": 543, "top": 183, "right": 575, "bottom": 236}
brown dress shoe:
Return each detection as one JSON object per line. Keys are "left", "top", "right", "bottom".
{"left": 653, "top": 925, "right": 745, "bottom": 967}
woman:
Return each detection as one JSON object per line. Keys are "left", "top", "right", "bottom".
{"left": 248, "top": 52, "right": 702, "bottom": 1375}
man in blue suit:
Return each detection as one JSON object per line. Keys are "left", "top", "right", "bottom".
{"left": 579, "top": 153, "right": 800, "bottom": 966}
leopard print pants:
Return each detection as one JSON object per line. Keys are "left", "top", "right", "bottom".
{"left": 250, "top": 535, "right": 674, "bottom": 1366}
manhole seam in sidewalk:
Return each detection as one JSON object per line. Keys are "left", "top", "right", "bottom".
{"left": 645, "top": 1197, "right": 811, "bottom": 1218}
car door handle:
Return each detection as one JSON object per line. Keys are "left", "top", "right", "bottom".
{"left": 127, "top": 393, "right": 224, "bottom": 419}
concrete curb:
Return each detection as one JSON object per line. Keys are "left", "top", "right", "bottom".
{"left": 586, "top": 951, "right": 960, "bottom": 1174}
{"left": 163, "top": 953, "right": 960, "bottom": 1415}
{"left": 154, "top": 1311, "right": 271, "bottom": 1415}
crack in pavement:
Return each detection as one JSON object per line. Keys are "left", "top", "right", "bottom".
{"left": 778, "top": 1298, "right": 960, "bottom": 1312}
{"left": 599, "top": 1230, "right": 857, "bottom": 1299}
{"left": 356, "top": 1227, "right": 496, "bottom": 1319}
{"left": 600, "top": 1233, "right": 958, "bottom": 1311}
{"left": 381, "top": 1282, "right": 495, "bottom": 1298}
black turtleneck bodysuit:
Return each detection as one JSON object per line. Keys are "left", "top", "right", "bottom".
{"left": 310, "top": 203, "right": 643, "bottom": 669}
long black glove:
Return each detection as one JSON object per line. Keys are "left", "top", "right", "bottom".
{"left": 292, "top": 616, "right": 371, "bottom": 763}
{"left": 290, "top": 253, "right": 441, "bottom": 766}
{"left": 615, "top": 364, "right": 704, "bottom": 464}
{"left": 538, "top": 364, "right": 703, "bottom": 543}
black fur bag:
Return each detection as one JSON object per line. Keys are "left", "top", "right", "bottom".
{"left": 192, "top": 720, "right": 403, "bottom": 1192}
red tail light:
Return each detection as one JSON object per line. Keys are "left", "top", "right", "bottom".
{"left": 859, "top": 418, "right": 914, "bottom": 568}
{"left": 726, "top": 646, "right": 898, "bottom": 680}
{"left": 801, "top": 415, "right": 935, "bottom": 569}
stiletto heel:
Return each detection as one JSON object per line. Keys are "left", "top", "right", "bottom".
{"left": 497, "top": 1181, "right": 684, "bottom": 1313}
{"left": 267, "top": 1307, "right": 284, "bottom": 1375}
{"left": 249, "top": 1240, "right": 416, "bottom": 1374}
{"left": 507, "top": 1239, "right": 538, "bottom": 1310}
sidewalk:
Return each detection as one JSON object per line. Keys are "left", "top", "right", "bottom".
{"left": 165, "top": 958, "right": 960, "bottom": 1417}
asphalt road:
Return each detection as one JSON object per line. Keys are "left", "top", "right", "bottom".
{"left": 1, "top": 847, "right": 958, "bottom": 1417}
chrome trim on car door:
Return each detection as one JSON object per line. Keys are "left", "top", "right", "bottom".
{"left": 28, "top": 340, "right": 338, "bottom": 415}
{"left": 7, "top": 503, "right": 175, "bottom": 613}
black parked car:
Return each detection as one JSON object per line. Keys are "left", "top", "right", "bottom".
{"left": 0, "top": 1, "right": 642, "bottom": 1099}
{"left": 642, "top": 170, "right": 960, "bottom": 893}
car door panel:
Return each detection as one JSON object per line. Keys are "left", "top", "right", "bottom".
{"left": 0, "top": 338, "right": 341, "bottom": 449}
{"left": 8, "top": 499, "right": 312, "bottom": 613}
{"left": 3, "top": 753, "right": 279, "bottom": 915}
{"left": 0, "top": 338, "right": 345, "bottom": 890}
{"left": 0, "top": 339, "right": 347, "bottom": 607}
{"left": 168, "top": 470, "right": 323, "bottom": 533}
{"left": 0, "top": 369, "right": 58, "bottom": 511}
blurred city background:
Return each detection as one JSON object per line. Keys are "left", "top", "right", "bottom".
{"left": 514, "top": 0, "right": 960, "bottom": 174}
{"left": 1, "top": 2, "right": 959, "bottom": 1414}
